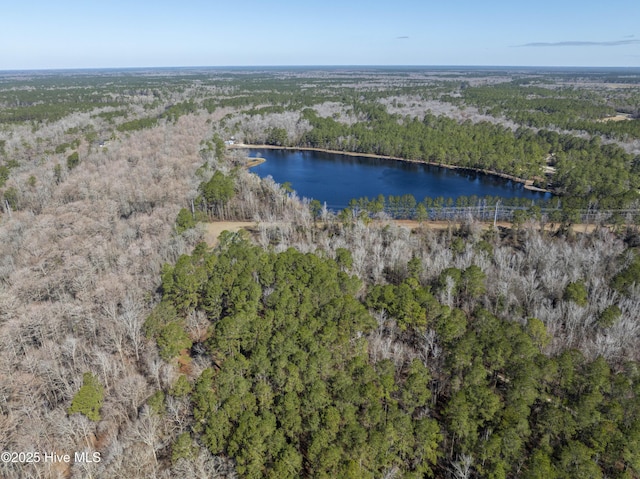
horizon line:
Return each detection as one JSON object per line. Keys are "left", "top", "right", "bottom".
{"left": 2, "top": 64, "right": 640, "bottom": 74}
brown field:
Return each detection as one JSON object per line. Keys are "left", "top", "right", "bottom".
{"left": 597, "top": 113, "right": 633, "bottom": 123}
{"left": 203, "top": 221, "right": 256, "bottom": 246}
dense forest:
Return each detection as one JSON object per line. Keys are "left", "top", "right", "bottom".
{"left": 0, "top": 67, "right": 639, "bottom": 478}
{"left": 150, "top": 234, "right": 640, "bottom": 478}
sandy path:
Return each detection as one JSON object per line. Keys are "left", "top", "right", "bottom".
{"left": 396, "top": 219, "right": 600, "bottom": 233}
{"left": 202, "top": 219, "right": 602, "bottom": 246}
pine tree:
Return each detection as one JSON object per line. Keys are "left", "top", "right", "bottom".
{"left": 68, "top": 372, "right": 104, "bottom": 421}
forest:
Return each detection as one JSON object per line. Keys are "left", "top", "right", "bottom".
{"left": 0, "top": 67, "right": 639, "bottom": 478}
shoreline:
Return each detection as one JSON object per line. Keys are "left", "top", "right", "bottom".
{"left": 229, "top": 143, "right": 552, "bottom": 194}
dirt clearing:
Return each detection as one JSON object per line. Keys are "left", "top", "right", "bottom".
{"left": 203, "top": 221, "right": 255, "bottom": 246}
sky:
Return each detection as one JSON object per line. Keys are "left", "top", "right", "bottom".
{"left": 2, "top": 0, "right": 639, "bottom": 70}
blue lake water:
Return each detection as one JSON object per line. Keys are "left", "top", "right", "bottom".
{"left": 248, "top": 149, "right": 550, "bottom": 210}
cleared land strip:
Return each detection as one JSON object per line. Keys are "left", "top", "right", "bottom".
{"left": 203, "top": 218, "right": 602, "bottom": 246}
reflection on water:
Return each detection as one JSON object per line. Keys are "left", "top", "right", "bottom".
{"left": 249, "top": 149, "right": 550, "bottom": 210}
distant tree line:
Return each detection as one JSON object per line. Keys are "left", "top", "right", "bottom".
{"left": 451, "top": 82, "right": 640, "bottom": 140}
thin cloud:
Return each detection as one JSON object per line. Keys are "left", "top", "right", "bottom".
{"left": 516, "top": 39, "right": 640, "bottom": 47}
{"left": 396, "top": 36, "right": 410, "bottom": 40}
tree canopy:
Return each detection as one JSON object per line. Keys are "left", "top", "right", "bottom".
{"left": 149, "top": 238, "right": 640, "bottom": 478}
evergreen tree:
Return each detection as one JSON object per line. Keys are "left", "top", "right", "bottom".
{"left": 68, "top": 372, "right": 104, "bottom": 421}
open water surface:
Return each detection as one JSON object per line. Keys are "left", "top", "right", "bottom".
{"left": 248, "top": 149, "right": 550, "bottom": 210}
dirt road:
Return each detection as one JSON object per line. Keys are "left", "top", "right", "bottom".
{"left": 202, "top": 219, "right": 603, "bottom": 246}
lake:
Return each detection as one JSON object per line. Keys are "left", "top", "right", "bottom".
{"left": 248, "top": 148, "right": 550, "bottom": 210}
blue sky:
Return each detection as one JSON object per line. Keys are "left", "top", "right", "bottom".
{"left": 2, "top": 0, "right": 639, "bottom": 69}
